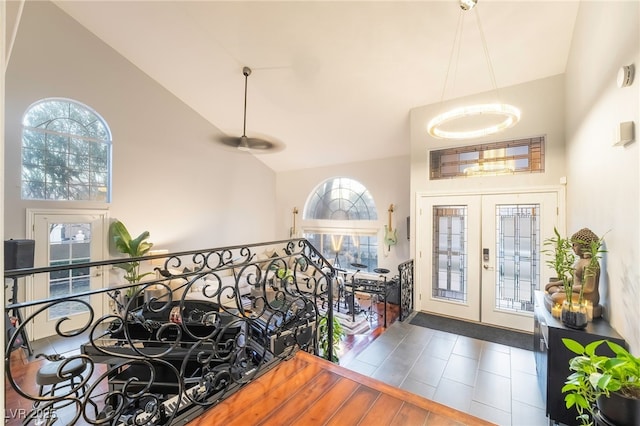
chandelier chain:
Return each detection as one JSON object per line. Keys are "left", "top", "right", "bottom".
{"left": 474, "top": 7, "right": 501, "bottom": 99}
{"left": 439, "top": 10, "right": 465, "bottom": 103}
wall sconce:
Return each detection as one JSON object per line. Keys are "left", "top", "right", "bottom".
{"left": 613, "top": 121, "right": 635, "bottom": 147}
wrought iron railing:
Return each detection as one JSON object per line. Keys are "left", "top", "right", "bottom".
{"left": 5, "top": 239, "right": 335, "bottom": 425}
{"left": 398, "top": 259, "right": 414, "bottom": 321}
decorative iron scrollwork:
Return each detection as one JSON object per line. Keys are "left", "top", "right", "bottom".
{"left": 398, "top": 259, "right": 414, "bottom": 321}
{"left": 5, "top": 239, "right": 335, "bottom": 425}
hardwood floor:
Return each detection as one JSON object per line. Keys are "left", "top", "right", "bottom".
{"left": 191, "top": 350, "right": 492, "bottom": 426}
{"left": 4, "top": 350, "right": 108, "bottom": 426}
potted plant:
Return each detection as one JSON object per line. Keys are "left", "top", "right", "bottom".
{"left": 318, "top": 314, "right": 344, "bottom": 363}
{"left": 562, "top": 338, "right": 640, "bottom": 426}
{"left": 544, "top": 228, "right": 605, "bottom": 328}
{"left": 110, "top": 220, "right": 154, "bottom": 303}
{"left": 543, "top": 227, "right": 578, "bottom": 323}
{"left": 543, "top": 227, "right": 574, "bottom": 288}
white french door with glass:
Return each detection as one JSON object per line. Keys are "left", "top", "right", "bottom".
{"left": 26, "top": 209, "right": 109, "bottom": 340}
{"left": 417, "top": 191, "right": 561, "bottom": 332}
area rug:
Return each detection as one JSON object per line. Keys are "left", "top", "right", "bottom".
{"left": 334, "top": 311, "right": 371, "bottom": 335}
{"left": 316, "top": 303, "right": 371, "bottom": 335}
{"left": 409, "top": 312, "right": 533, "bottom": 351}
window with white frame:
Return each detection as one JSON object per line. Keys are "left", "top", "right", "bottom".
{"left": 21, "top": 98, "right": 112, "bottom": 201}
{"left": 303, "top": 177, "right": 379, "bottom": 272}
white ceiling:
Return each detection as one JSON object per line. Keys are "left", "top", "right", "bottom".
{"left": 51, "top": 0, "right": 580, "bottom": 172}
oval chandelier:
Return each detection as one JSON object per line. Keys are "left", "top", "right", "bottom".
{"left": 428, "top": 0, "right": 521, "bottom": 140}
{"left": 427, "top": 103, "right": 521, "bottom": 139}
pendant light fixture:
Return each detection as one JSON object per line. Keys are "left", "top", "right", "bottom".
{"left": 427, "top": 0, "right": 521, "bottom": 140}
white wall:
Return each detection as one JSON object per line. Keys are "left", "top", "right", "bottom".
{"left": 565, "top": 1, "right": 640, "bottom": 354}
{"left": 276, "top": 156, "right": 411, "bottom": 274}
{"left": 4, "top": 1, "right": 278, "bottom": 254}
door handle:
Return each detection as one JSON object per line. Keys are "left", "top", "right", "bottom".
{"left": 483, "top": 264, "right": 489, "bottom": 270}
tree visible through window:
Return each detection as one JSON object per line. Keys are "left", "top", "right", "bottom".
{"left": 303, "top": 177, "right": 379, "bottom": 271}
{"left": 21, "top": 98, "right": 112, "bottom": 201}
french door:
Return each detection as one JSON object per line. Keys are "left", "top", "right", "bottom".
{"left": 417, "top": 191, "right": 560, "bottom": 332}
{"left": 26, "top": 209, "right": 109, "bottom": 340}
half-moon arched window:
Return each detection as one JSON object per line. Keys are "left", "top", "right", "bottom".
{"left": 302, "top": 177, "right": 379, "bottom": 271}
{"left": 304, "top": 177, "right": 377, "bottom": 220}
{"left": 21, "top": 98, "right": 112, "bottom": 201}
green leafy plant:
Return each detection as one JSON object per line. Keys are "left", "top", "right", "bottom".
{"left": 110, "top": 220, "right": 154, "bottom": 297}
{"left": 318, "top": 314, "right": 344, "bottom": 363}
{"left": 543, "top": 227, "right": 575, "bottom": 297}
{"left": 562, "top": 338, "right": 640, "bottom": 425}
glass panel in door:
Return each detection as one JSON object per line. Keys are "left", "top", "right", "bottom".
{"left": 432, "top": 206, "right": 468, "bottom": 303}
{"left": 494, "top": 204, "right": 539, "bottom": 313}
{"left": 418, "top": 196, "right": 481, "bottom": 322}
{"left": 481, "top": 193, "right": 558, "bottom": 332}
{"left": 48, "top": 223, "right": 92, "bottom": 319}
{"left": 28, "top": 210, "right": 108, "bottom": 341}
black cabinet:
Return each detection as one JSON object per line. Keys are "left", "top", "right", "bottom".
{"left": 533, "top": 292, "right": 626, "bottom": 426}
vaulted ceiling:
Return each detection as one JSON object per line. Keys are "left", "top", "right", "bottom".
{"left": 50, "top": 1, "right": 580, "bottom": 172}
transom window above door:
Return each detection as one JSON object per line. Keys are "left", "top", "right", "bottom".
{"left": 430, "top": 136, "right": 545, "bottom": 179}
{"left": 21, "top": 98, "right": 112, "bottom": 201}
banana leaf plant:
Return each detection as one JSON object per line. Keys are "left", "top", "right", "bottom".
{"left": 110, "top": 220, "right": 154, "bottom": 297}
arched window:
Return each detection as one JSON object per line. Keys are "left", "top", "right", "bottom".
{"left": 305, "top": 177, "right": 377, "bottom": 220}
{"left": 303, "top": 177, "right": 379, "bottom": 271}
{"left": 21, "top": 98, "right": 112, "bottom": 201}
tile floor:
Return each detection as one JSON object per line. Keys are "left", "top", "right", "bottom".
{"left": 341, "top": 317, "right": 549, "bottom": 426}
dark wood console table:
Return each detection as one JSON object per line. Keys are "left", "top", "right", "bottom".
{"left": 533, "top": 291, "right": 626, "bottom": 426}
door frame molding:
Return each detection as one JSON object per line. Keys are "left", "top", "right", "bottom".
{"left": 25, "top": 208, "right": 110, "bottom": 340}
{"left": 415, "top": 185, "right": 565, "bottom": 202}
{"left": 413, "top": 185, "right": 566, "bottom": 321}
{"left": 415, "top": 185, "right": 566, "bottom": 229}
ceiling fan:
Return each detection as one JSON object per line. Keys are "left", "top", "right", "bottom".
{"left": 216, "top": 66, "right": 284, "bottom": 153}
